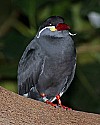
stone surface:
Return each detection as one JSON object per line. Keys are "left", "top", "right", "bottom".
{"left": 0, "top": 86, "right": 100, "bottom": 125}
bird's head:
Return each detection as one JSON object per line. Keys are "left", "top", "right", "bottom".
{"left": 36, "top": 16, "right": 71, "bottom": 38}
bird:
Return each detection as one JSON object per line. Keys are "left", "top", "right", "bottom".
{"left": 18, "top": 16, "right": 76, "bottom": 109}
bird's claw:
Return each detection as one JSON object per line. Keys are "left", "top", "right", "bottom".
{"left": 56, "top": 95, "right": 72, "bottom": 110}
{"left": 58, "top": 104, "right": 72, "bottom": 110}
{"left": 41, "top": 93, "right": 72, "bottom": 110}
{"left": 45, "top": 100, "right": 57, "bottom": 107}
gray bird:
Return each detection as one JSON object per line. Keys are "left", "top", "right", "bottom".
{"left": 18, "top": 16, "right": 76, "bottom": 109}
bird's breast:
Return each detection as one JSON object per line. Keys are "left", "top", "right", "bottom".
{"left": 37, "top": 35, "right": 75, "bottom": 63}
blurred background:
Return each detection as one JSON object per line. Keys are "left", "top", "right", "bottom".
{"left": 0, "top": 0, "right": 100, "bottom": 113}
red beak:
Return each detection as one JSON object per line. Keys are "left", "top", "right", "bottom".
{"left": 56, "top": 23, "right": 70, "bottom": 31}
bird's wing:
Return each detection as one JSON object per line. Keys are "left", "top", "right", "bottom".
{"left": 62, "top": 57, "right": 76, "bottom": 95}
{"left": 18, "top": 39, "right": 43, "bottom": 95}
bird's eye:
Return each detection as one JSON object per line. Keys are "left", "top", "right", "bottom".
{"left": 49, "top": 23, "right": 52, "bottom": 26}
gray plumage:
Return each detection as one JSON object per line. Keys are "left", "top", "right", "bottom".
{"left": 18, "top": 16, "right": 76, "bottom": 102}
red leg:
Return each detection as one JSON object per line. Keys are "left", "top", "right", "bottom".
{"left": 40, "top": 93, "right": 57, "bottom": 107}
{"left": 45, "top": 100, "right": 57, "bottom": 107}
{"left": 56, "top": 95, "right": 71, "bottom": 110}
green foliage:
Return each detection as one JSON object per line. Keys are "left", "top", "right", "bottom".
{"left": 0, "top": 0, "right": 100, "bottom": 113}
{"left": 0, "top": 81, "right": 17, "bottom": 93}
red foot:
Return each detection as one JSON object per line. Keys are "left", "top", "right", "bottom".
{"left": 46, "top": 100, "right": 57, "bottom": 107}
{"left": 40, "top": 93, "right": 57, "bottom": 107}
{"left": 40, "top": 93, "right": 72, "bottom": 110}
{"left": 56, "top": 95, "right": 72, "bottom": 110}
